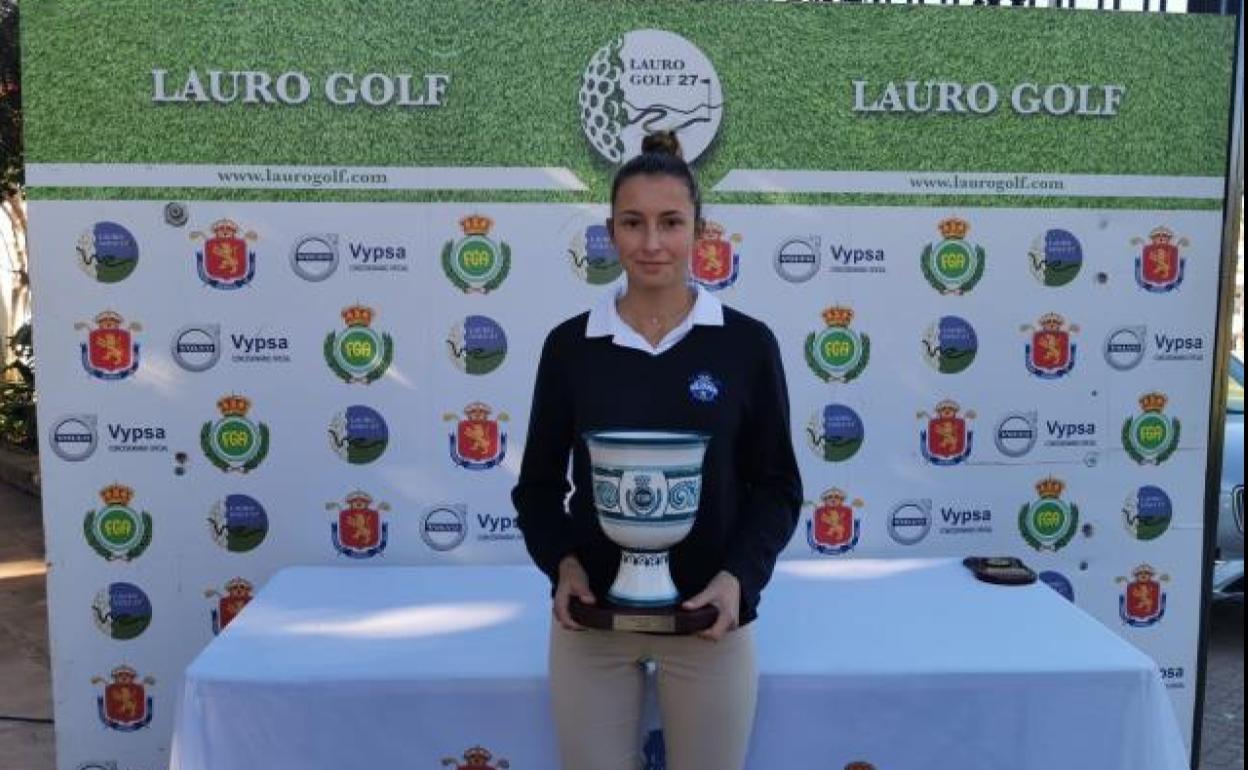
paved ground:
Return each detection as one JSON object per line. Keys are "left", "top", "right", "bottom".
{"left": 0, "top": 481, "right": 1242, "bottom": 769}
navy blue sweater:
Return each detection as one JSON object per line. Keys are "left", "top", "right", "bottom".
{"left": 511, "top": 307, "right": 802, "bottom": 624}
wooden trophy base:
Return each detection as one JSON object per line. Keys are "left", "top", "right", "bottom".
{"left": 569, "top": 597, "right": 718, "bottom": 635}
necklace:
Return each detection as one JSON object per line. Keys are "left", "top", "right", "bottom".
{"left": 618, "top": 288, "right": 695, "bottom": 338}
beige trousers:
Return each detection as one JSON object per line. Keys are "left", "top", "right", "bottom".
{"left": 548, "top": 622, "right": 758, "bottom": 770}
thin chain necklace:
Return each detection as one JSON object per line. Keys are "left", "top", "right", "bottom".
{"left": 618, "top": 287, "right": 695, "bottom": 339}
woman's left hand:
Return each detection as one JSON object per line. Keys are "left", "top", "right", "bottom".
{"left": 682, "top": 570, "right": 741, "bottom": 642}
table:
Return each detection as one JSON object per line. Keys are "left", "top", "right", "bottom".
{"left": 170, "top": 560, "right": 1188, "bottom": 770}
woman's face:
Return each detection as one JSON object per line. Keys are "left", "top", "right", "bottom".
{"left": 609, "top": 173, "right": 699, "bottom": 293}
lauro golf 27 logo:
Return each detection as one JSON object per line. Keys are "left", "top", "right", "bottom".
{"left": 806, "top": 403, "right": 864, "bottom": 462}
{"left": 580, "top": 29, "right": 724, "bottom": 164}
{"left": 922, "top": 316, "right": 977, "bottom": 374}
{"left": 76, "top": 222, "right": 139, "bottom": 283}
{"left": 208, "top": 494, "right": 269, "bottom": 553}
{"left": 1028, "top": 228, "right": 1083, "bottom": 287}
{"left": 447, "top": 316, "right": 508, "bottom": 376}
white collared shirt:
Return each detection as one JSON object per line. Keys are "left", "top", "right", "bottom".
{"left": 585, "top": 282, "right": 724, "bottom": 355}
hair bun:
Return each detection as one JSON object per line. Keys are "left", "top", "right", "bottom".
{"left": 641, "top": 131, "right": 684, "bottom": 160}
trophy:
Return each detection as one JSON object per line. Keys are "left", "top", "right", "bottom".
{"left": 570, "top": 430, "right": 718, "bottom": 634}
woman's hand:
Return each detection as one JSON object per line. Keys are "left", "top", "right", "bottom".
{"left": 683, "top": 570, "right": 741, "bottom": 642}
{"left": 553, "top": 555, "right": 596, "bottom": 631}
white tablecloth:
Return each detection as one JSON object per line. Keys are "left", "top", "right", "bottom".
{"left": 170, "top": 560, "right": 1188, "bottom": 770}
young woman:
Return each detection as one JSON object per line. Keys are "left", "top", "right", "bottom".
{"left": 512, "top": 131, "right": 802, "bottom": 770}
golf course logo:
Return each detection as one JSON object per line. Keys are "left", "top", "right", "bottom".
{"left": 921, "top": 217, "right": 985, "bottom": 295}
{"left": 207, "top": 494, "right": 269, "bottom": 553}
{"left": 918, "top": 399, "right": 976, "bottom": 466}
{"left": 447, "top": 315, "right": 508, "bottom": 376}
{"left": 76, "top": 311, "right": 141, "bottom": 381}
{"left": 190, "top": 218, "right": 258, "bottom": 290}
{"left": 806, "top": 487, "right": 863, "bottom": 555}
{"left": 1132, "top": 226, "right": 1188, "bottom": 293}
{"left": 922, "top": 316, "right": 978, "bottom": 374}
{"left": 442, "top": 746, "right": 510, "bottom": 770}
{"left": 325, "top": 304, "right": 394, "bottom": 384}
{"left": 692, "top": 221, "right": 741, "bottom": 290}
{"left": 84, "top": 484, "right": 152, "bottom": 562}
{"left": 1123, "top": 392, "right": 1180, "bottom": 465}
{"left": 805, "top": 306, "right": 869, "bottom": 384}
{"left": 76, "top": 222, "right": 139, "bottom": 283}
{"left": 579, "top": 29, "right": 724, "bottom": 164}
{"left": 445, "top": 402, "right": 509, "bottom": 470}
{"left": 328, "top": 405, "right": 390, "bottom": 464}
{"left": 200, "top": 395, "right": 269, "bottom": 474}
{"left": 92, "top": 665, "right": 154, "bottom": 731}
{"left": 1019, "top": 476, "right": 1079, "bottom": 553}
{"left": 205, "top": 577, "right": 254, "bottom": 634}
{"left": 568, "top": 222, "right": 622, "bottom": 285}
{"left": 92, "top": 582, "right": 152, "bottom": 640}
{"left": 1117, "top": 564, "right": 1169, "bottom": 627}
{"left": 328, "top": 491, "right": 390, "bottom": 559}
{"left": 1028, "top": 228, "right": 1083, "bottom": 287}
{"left": 1123, "top": 485, "right": 1173, "bottom": 542}
{"left": 805, "top": 403, "right": 865, "bottom": 462}
{"left": 442, "top": 215, "right": 510, "bottom": 294}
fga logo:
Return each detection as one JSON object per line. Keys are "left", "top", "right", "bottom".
{"left": 1028, "top": 228, "right": 1083, "bottom": 287}
{"left": 171, "top": 324, "right": 222, "bottom": 372}
{"left": 92, "top": 582, "right": 153, "bottom": 640}
{"left": 1022, "top": 312, "right": 1080, "bottom": 379}
{"left": 49, "top": 414, "right": 99, "bottom": 461}
{"left": 190, "top": 218, "right": 258, "bottom": 289}
{"left": 1116, "top": 564, "right": 1169, "bottom": 627}
{"left": 76, "top": 311, "right": 141, "bottom": 380}
{"left": 443, "top": 215, "right": 511, "bottom": 294}
{"left": 1123, "top": 485, "right": 1173, "bottom": 541}
{"left": 774, "top": 236, "right": 820, "bottom": 283}
{"left": 445, "top": 402, "right": 509, "bottom": 470}
{"left": 1122, "top": 392, "right": 1180, "bottom": 465}
{"left": 1104, "top": 326, "right": 1147, "bottom": 371}
{"left": 92, "top": 665, "right": 154, "bottom": 731}
{"left": 579, "top": 29, "right": 723, "bottom": 164}
{"left": 1019, "top": 477, "right": 1079, "bottom": 553}
{"left": 806, "top": 404, "right": 865, "bottom": 462}
{"left": 200, "top": 395, "right": 269, "bottom": 474}
{"left": 208, "top": 494, "right": 269, "bottom": 553}
{"left": 806, "top": 487, "right": 863, "bottom": 555}
{"left": 994, "top": 411, "right": 1038, "bottom": 458}
{"left": 918, "top": 399, "right": 975, "bottom": 466}
{"left": 887, "top": 499, "right": 932, "bottom": 545}
{"left": 84, "top": 484, "right": 152, "bottom": 562}
{"left": 76, "top": 222, "right": 139, "bottom": 283}
{"left": 329, "top": 405, "right": 390, "bottom": 464}
{"left": 441, "top": 745, "right": 510, "bottom": 770}
{"left": 326, "top": 304, "right": 394, "bottom": 384}
{"left": 569, "top": 223, "right": 622, "bottom": 285}
{"left": 805, "top": 306, "right": 869, "bottom": 384}
{"left": 328, "top": 491, "right": 390, "bottom": 559}
{"left": 921, "top": 217, "right": 985, "bottom": 295}
{"left": 421, "top": 504, "right": 468, "bottom": 552}
{"left": 447, "top": 316, "right": 508, "bottom": 376}
{"left": 1132, "top": 226, "right": 1188, "bottom": 293}
{"left": 289, "top": 233, "right": 339, "bottom": 281}
{"left": 692, "top": 221, "right": 741, "bottom": 291}
{"left": 205, "top": 577, "right": 254, "bottom": 634}
{"left": 922, "top": 316, "right": 978, "bottom": 374}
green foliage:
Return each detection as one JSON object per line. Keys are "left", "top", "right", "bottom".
{"left": 1, "top": 321, "right": 35, "bottom": 451}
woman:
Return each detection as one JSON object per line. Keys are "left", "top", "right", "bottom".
{"left": 512, "top": 131, "right": 802, "bottom": 770}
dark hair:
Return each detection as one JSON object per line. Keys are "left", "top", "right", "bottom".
{"left": 609, "top": 131, "right": 702, "bottom": 225}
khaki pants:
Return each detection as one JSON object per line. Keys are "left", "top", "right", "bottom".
{"left": 549, "top": 622, "right": 757, "bottom": 770}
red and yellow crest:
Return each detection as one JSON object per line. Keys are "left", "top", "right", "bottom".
{"left": 919, "top": 399, "right": 975, "bottom": 465}
{"left": 691, "top": 221, "right": 741, "bottom": 290}
{"left": 77, "top": 310, "right": 141, "bottom": 379}
{"left": 807, "top": 487, "right": 862, "bottom": 554}
{"left": 92, "top": 664, "right": 154, "bottom": 731}
{"left": 328, "top": 491, "right": 390, "bottom": 558}
{"left": 1133, "top": 226, "right": 1187, "bottom": 293}
{"left": 205, "top": 577, "right": 255, "bottom": 634}
{"left": 445, "top": 403, "right": 509, "bottom": 470}
{"left": 1117, "top": 564, "right": 1169, "bottom": 627}
{"left": 1023, "top": 313, "right": 1079, "bottom": 379}
{"left": 441, "top": 745, "right": 510, "bottom": 769}
{"left": 192, "top": 218, "right": 259, "bottom": 289}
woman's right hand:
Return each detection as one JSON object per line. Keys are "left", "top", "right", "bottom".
{"left": 554, "top": 554, "right": 596, "bottom": 631}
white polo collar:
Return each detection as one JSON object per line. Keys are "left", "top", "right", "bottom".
{"left": 585, "top": 282, "right": 724, "bottom": 355}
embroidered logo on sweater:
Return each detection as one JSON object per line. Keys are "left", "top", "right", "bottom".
{"left": 688, "top": 372, "right": 721, "bottom": 403}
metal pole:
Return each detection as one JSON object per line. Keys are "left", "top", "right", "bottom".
{"left": 1193, "top": 3, "right": 1244, "bottom": 768}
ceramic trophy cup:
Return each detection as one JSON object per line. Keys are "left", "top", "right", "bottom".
{"left": 570, "top": 430, "right": 717, "bottom": 634}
